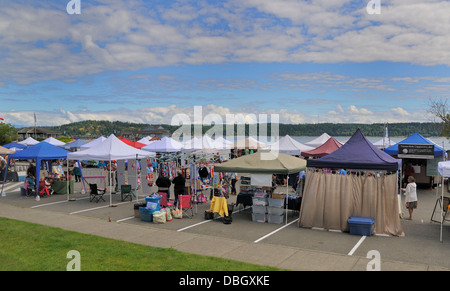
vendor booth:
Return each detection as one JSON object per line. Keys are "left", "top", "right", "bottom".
{"left": 436, "top": 161, "right": 450, "bottom": 242}
{"left": 384, "top": 132, "right": 445, "bottom": 187}
{"left": 2, "top": 142, "right": 70, "bottom": 195}
{"left": 214, "top": 151, "right": 307, "bottom": 224}
{"left": 67, "top": 134, "right": 155, "bottom": 206}
{"left": 300, "top": 129, "right": 404, "bottom": 236}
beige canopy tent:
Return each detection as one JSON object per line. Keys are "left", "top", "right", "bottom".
{"left": 214, "top": 151, "right": 306, "bottom": 174}
{"left": 0, "top": 146, "right": 14, "bottom": 155}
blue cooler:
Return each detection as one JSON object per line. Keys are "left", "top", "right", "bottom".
{"left": 145, "top": 196, "right": 161, "bottom": 210}
{"left": 348, "top": 217, "right": 374, "bottom": 236}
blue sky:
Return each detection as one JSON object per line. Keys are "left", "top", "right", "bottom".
{"left": 1, "top": 0, "right": 449, "bottom": 127}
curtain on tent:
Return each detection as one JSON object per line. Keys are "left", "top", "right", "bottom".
{"left": 299, "top": 169, "right": 404, "bottom": 236}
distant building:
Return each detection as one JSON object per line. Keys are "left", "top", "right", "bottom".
{"left": 17, "top": 127, "right": 61, "bottom": 141}
{"left": 138, "top": 125, "right": 170, "bottom": 139}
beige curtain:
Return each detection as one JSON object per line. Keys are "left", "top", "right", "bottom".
{"left": 299, "top": 169, "right": 404, "bottom": 236}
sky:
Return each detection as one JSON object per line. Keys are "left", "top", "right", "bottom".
{"left": 1, "top": 0, "right": 449, "bottom": 128}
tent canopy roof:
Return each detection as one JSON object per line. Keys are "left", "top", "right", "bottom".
{"left": 307, "top": 129, "right": 401, "bottom": 171}
{"left": 64, "top": 139, "right": 88, "bottom": 149}
{"left": 142, "top": 136, "right": 183, "bottom": 152}
{"left": 384, "top": 132, "right": 444, "bottom": 157}
{"left": 214, "top": 151, "right": 306, "bottom": 174}
{"left": 68, "top": 134, "right": 155, "bottom": 160}
{"left": 304, "top": 133, "right": 331, "bottom": 147}
{"left": 301, "top": 137, "right": 342, "bottom": 158}
{"left": 9, "top": 141, "right": 70, "bottom": 160}
{"left": 2, "top": 142, "right": 27, "bottom": 149}
{"left": 270, "top": 135, "right": 314, "bottom": 155}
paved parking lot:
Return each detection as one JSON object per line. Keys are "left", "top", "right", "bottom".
{"left": 1, "top": 179, "right": 449, "bottom": 270}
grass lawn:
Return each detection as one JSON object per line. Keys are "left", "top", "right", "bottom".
{"left": 0, "top": 217, "right": 281, "bottom": 271}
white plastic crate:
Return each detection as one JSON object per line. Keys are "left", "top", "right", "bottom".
{"left": 252, "top": 213, "right": 267, "bottom": 223}
{"left": 268, "top": 214, "right": 284, "bottom": 224}
{"left": 267, "top": 206, "right": 284, "bottom": 215}
{"left": 268, "top": 198, "right": 284, "bottom": 207}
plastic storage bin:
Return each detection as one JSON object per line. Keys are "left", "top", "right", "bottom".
{"left": 252, "top": 213, "right": 266, "bottom": 223}
{"left": 268, "top": 206, "right": 284, "bottom": 215}
{"left": 139, "top": 207, "right": 154, "bottom": 222}
{"left": 348, "top": 217, "right": 374, "bottom": 236}
{"left": 268, "top": 198, "right": 284, "bottom": 207}
{"left": 145, "top": 196, "right": 161, "bottom": 211}
{"left": 252, "top": 205, "right": 267, "bottom": 214}
{"left": 268, "top": 214, "right": 284, "bottom": 224}
{"left": 252, "top": 197, "right": 267, "bottom": 206}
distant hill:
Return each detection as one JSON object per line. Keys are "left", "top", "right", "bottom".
{"left": 42, "top": 120, "right": 445, "bottom": 138}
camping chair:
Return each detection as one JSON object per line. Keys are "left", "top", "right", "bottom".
{"left": 120, "top": 184, "right": 135, "bottom": 202}
{"left": 89, "top": 183, "right": 106, "bottom": 203}
{"left": 24, "top": 178, "right": 36, "bottom": 197}
{"left": 159, "top": 192, "right": 174, "bottom": 209}
{"left": 178, "top": 194, "right": 194, "bottom": 218}
{"left": 431, "top": 196, "right": 450, "bottom": 223}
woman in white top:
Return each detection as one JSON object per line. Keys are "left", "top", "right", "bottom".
{"left": 401, "top": 176, "right": 418, "bottom": 220}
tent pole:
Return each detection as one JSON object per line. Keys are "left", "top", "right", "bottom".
{"left": 1, "top": 158, "right": 10, "bottom": 196}
{"left": 286, "top": 174, "right": 289, "bottom": 225}
{"left": 440, "top": 141, "right": 445, "bottom": 242}
{"left": 136, "top": 154, "right": 138, "bottom": 203}
{"left": 109, "top": 159, "right": 112, "bottom": 207}
{"left": 67, "top": 161, "right": 69, "bottom": 201}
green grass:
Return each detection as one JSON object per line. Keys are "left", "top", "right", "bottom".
{"left": 0, "top": 217, "right": 281, "bottom": 271}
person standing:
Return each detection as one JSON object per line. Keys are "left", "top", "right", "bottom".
{"left": 402, "top": 176, "right": 418, "bottom": 220}
{"left": 172, "top": 171, "right": 186, "bottom": 205}
{"left": 230, "top": 172, "right": 238, "bottom": 195}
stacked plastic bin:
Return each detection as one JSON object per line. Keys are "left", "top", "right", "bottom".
{"left": 267, "top": 195, "right": 284, "bottom": 224}
{"left": 139, "top": 195, "right": 161, "bottom": 222}
{"left": 252, "top": 192, "right": 268, "bottom": 222}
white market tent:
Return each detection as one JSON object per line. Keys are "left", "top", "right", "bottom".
{"left": 373, "top": 137, "right": 396, "bottom": 149}
{"left": 80, "top": 136, "right": 106, "bottom": 150}
{"left": 137, "top": 136, "right": 153, "bottom": 145}
{"left": 18, "top": 137, "right": 39, "bottom": 146}
{"left": 304, "top": 133, "right": 331, "bottom": 148}
{"left": 269, "top": 135, "right": 314, "bottom": 156}
{"left": 183, "top": 137, "right": 203, "bottom": 151}
{"left": 214, "top": 136, "right": 233, "bottom": 149}
{"left": 67, "top": 134, "right": 156, "bottom": 206}
{"left": 142, "top": 136, "right": 184, "bottom": 153}
{"left": 43, "top": 137, "right": 66, "bottom": 146}
{"left": 233, "top": 137, "right": 268, "bottom": 150}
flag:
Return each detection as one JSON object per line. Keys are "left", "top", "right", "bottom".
{"left": 0, "top": 118, "right": 4, "bottom": 121}
{"left": 34, "top": 112, "right": 36, "bottom": 124}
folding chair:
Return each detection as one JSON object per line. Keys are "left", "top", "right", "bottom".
{"left": 159, "top": 192, "right": 174, "bottom": 209}
{"left": 178, "top": 194, "right": 194, "bottom": 218}
{"left": 24, "top": 178, "right": 36, "bottom": 197}
{"left": 120, "top": 184, "right": 135, "bottom": 202}
{"left": 89, "top": 183, "right": 106, "bottom": 202}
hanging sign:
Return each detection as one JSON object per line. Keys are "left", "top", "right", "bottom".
{"left": 398, "top": 144, "right": 434, "bottom": 159}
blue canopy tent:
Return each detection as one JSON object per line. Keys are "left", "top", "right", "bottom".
{"left": 2, "top": 142, "right": 70, "bottom": 195}
{"left": 2, "top": 142, "right": 27, "bottom": 151}
{"left": 384, "top": 132, "right": 445, "bottom": 158}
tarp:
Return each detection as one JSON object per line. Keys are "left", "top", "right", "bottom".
{"left": 384, "top": 132, "right": 445, "bottom": 158}
{"left": 301, "top": 137, "right": 342, "bottom": 158}
{"left": 18, "top": 137, "right": 39, "bottom": 146}
{"left": 304, "top": 133, "right": 331, "bottom": 148}
{"left": 68, "top": 134, "right": 155, "bottom": 161}
{"left": 64, "top": 139, "right": 88, "bottom": 150}
{"left": 6, "top": 141, "right": 70, "bottom": 193}
{"left": 80, "top": 136, "right": 106, "bottom": 149}
{"left": 142, "top": 136, "right": 184, "bottom": 152}
{"left": 269, "top": 135, "right": 314, "bottom": 156}
{"left": 43, "top": 137, "right": 65, "bottom": 146}
{"left": 214, "top": 151, "right": 306, "bottom": 174}
{"left": 307, "top": 129, "right": 401, "bottom": 171}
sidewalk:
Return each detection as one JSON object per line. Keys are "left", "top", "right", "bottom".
{"left": 0, "top": 202, "right": 446, "bottom": 271}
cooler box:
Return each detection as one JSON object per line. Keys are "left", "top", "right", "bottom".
{"left": 139, "top": 207, "right": 154, "bottom": 222}
{"left": 348, "top": 217, "right": 374, "bottom": 236}
{"left": 145, "top": 196, "right": 161, "bottom": 211}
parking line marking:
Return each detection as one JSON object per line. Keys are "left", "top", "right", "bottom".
{"left": 348, "top": 236, "right": 366, "bottom": 256}
{"left": 177, "top": 220, "right": 211, "bottom": 231}
{"left": 254, "top": 218, "right": 299, "bottom": 243}
{"left": 116, "top": 216, "right": 135, "bottom": 223}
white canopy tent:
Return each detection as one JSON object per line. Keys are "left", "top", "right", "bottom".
{"left": 141, "top": 136, "right": 184, "bottom": 153}
{"left": 373, "top": 137, "right": 396, "bottom": 149}
{"left": 304, "top": 133, "right": 331, "bottom": 148}
{"left": 18, "top": 137, "right": 39, "bottom": 146}
{"left": 43, "top": 137, "right": 66, "bottom": 146}
{"left": 80, "top": 136, "right": 106, "bottom": 150}
{"left": 270, "top": 135, "right": 314, "bottom": 155}
{"left": 67, "top": 134, "right": 156, "bottom": 206}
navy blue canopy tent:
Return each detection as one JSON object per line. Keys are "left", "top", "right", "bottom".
{"left": 3, "top": 142, "right": 70, "bottom": 194}
{"left": 307, "top": 128, "right": 401, "bottom": 171}
{"left": 384, "top": 132, "right": 444, "bottom": 158}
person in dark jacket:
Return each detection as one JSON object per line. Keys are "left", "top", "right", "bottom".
{"left": 172, "top": 171, "right": 186, "bottom": 205}
{"left": 156, "top": 171, "right": 171, "bottom": 198}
